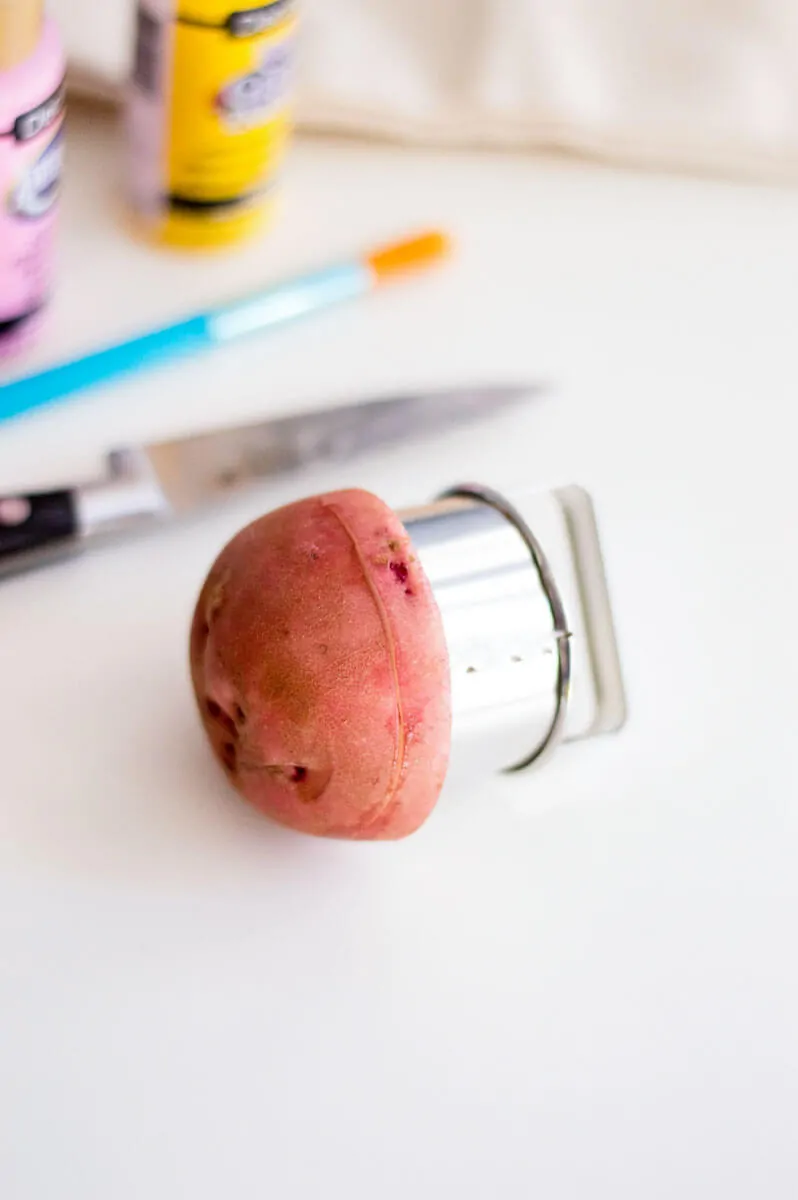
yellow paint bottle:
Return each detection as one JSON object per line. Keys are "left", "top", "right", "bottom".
{"left": 126, "top": 0, "right": 296, "bottom": 249}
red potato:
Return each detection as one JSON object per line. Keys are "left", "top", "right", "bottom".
{"left": 190, "top": 489, "right": 452, "bottom": 839}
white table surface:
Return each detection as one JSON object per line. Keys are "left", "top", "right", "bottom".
{"left": 1, "top": 107, "right": 797, "bottom": 1199}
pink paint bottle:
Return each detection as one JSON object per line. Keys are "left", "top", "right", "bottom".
{"left": 0, "top": 1, "right": 65, "bottom": 358}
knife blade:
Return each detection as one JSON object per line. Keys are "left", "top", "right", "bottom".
{"left": 0, "top": 384, "right": 537, "bottom": 578}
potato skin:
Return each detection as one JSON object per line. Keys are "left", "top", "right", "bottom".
{"left": 190, "top": 489, "right": 452, "bottom": 839}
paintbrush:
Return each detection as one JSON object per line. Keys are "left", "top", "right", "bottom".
{"left": 0, "top": 230, "right": 450, "bottom": 424}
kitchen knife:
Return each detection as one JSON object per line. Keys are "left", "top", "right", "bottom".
{"left": 0, "top": 384, "right": 536, "bottom": 578}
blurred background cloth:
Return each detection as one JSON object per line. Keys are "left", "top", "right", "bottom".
{"left": 56, "top": 0, "right": 798, "bottom": 179}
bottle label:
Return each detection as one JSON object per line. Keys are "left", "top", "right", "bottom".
{"left": 216, "top": 39, "right": 291, "bottom": 127}
{"left": 226, "top": 2, "right": 291, "bottom": 36}
{"left": 132, "top": 7, "right": 166, "bottom": 97}
{"left": 11, "top": 127, "right": 64, "bottom": 220}
{"left": 6, "top": 81, "right": 65, "bottom": 221}
{"left": 13, "top": 82, "right": 66, "bottom": 142}
{"left": 0, "top": 75, "right": 65, "bottom": 333}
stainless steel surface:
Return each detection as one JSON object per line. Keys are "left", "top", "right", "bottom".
{"left": 68, "top": 384, "right": 535, "bottom": 548}
{"left": 141, "top": 384, "right": 536, "bottom": 515}
{"left": 402, "top": 485, "right": 626, "bottom": 777}
{"left": 402, "top": 494, "right": 568, "bottom": 776}
{"left": 75, "top": 449, "right": 171, "bottom": 543}
{"left": 443, "top": 483, "right": 572, "bottom": 769}
{"left": 547, "top": 486, "right": 627, "bottom": 738}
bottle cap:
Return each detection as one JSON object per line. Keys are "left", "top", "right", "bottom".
{"left": 0, "top": 0, "right": 44, "bottom": 71}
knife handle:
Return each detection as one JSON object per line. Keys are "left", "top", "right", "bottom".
{"left": 0, "top": 452, "right": 173, "bottom": 581}
{"left": 0, "top": 489, "right": 81, "bottom": 577}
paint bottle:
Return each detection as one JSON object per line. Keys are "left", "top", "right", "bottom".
{"left": 127, "top": 1, "right": 296, "bottom": 250}
{"left": 0, "top": 1, "right": 65, "bottom": 358}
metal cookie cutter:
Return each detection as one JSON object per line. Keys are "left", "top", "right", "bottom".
{"left": 400, "top": 484, "right": 627, "bottom": 779}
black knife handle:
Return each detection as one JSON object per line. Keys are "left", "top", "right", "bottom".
{"left": 0, "top": 489, "right": 80, "bottom": 576}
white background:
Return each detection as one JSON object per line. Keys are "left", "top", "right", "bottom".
{"left": 1, "top": 108, "right": 796, "bottom": 1197}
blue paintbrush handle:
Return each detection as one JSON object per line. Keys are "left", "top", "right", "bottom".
{"left": 0, "top": 317, "right": 210, "bottom": 424}
{"left": 0, "top": 263, "right": 371, "bottom": 425}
